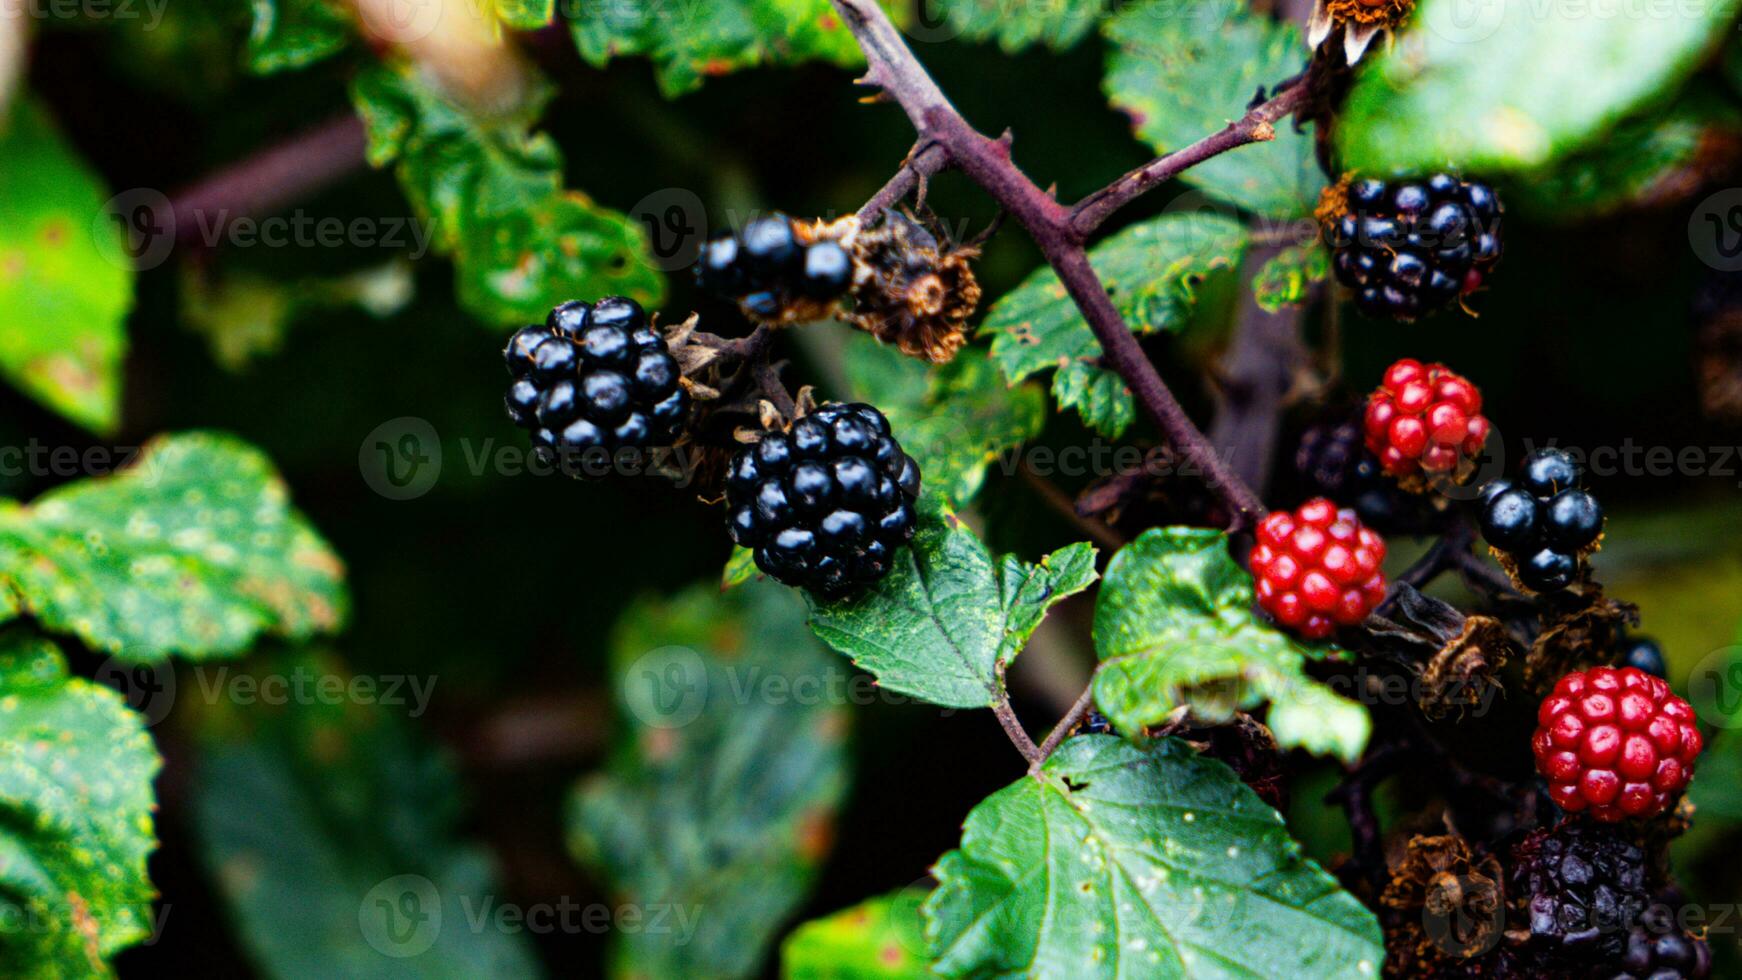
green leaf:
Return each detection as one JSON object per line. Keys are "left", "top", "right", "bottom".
{"left": 924, "top": 735, "right": 1384, "bottom": 978}
{"left": 782, "top": 887, "right": 934, "bottom": 979}
{"left": 0, "top": 432, "right": 348, "bottom": 662}
{"left": 1252, "top": 243, "right": 1329, "bottom": 314}
{"left": 723, "top": 545, "right": 760, "bottom": 590}
{"left": 930, "top": 0, "right": 1100, "bottom": 51}
{"left": 1092, "top": 527, "right": 1369, "bottom": 762}
{"left": 1337, "top": 0, "right": 1738, "bottom": 176}
{"left": 188, "top": 648, "right": 539, "bottom": 977}
{"left": 1103, "top": 0, "right": 1324, "bottom": 218}
{"left": 0, "top": 631, "right": 160, "bottom": 977}
{"left": 845, "top": 336, "right": 1047, "bottom": 506}
{"left": 985, "top": 212, "right": 1247, "bottom": 438}
{"left": 351, "top": 62, "right": 663, "bottom": 327}
{"left": 493, "top": 0, "right": 554, "bottom": 30}
{"left": 568, "top": 0, "right": 867, "bottom": 97}
{"left": 1508, "top": 86, "right": 1742, "bottom": 221}
{"left": 569, "top": 581, "right": 852, "bottom": 979}
{"left": 806, "top": 495, "right": 1098, "bottom": 709}
{"left": 244, "top": 0, "right": 352, "bottom": 74}
{"left": 0, "top": 100, "right": 132, "bottom": 434}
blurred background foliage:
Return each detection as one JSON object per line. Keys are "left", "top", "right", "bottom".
{"left": 2, "top": 0, "right": 1741, "bottom": 975}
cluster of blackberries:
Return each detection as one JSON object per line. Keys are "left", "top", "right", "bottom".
{"left": 1478, "top": 449, "right": 1603, "bottom": 592}
{"left": 696, "top": 213, "right": 855, "bottom": 318}
{"left": 1326, "top": 173, "right": 1503, "bottom": 320}
{"left": 725, "top": 403, "right": 920, "bottom": 597}
{"left": 503, "top": 298, "right": 689, "bottom": 468}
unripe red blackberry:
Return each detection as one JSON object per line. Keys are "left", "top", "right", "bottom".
{"left": 1251, "top": 498, "right": 1388, "bottom": 640}
{"left": 1363, "top": 358, "right": 1491, "bottom": 485}
{"left": 1531, "top": 666, "right": 1702, "bottom": 822}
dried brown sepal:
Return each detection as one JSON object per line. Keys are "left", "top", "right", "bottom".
{"left": 843, "top": 209, "right": 981, "bottom": 364}
{"left": 1358, "top": 584, "right": 1516, "bottom": 720}
{"left": 1525, "top": 589, "right": 1640, "bottom": 691}
{"left": 1315, "top": 176, "right": 1352, "bottom": 225}
{"left": 1421, "top": 616, "right": 1512, "bottom": 721}
{"left": 1380, "top": 834, "right": 1507, "bottom": 977}
{"left": 1487, "top": 536, "right": 1605, "bottom": 599}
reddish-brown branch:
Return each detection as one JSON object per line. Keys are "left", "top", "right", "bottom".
{"left": 168, "top": 114, "right": 368, "bottom": 245}
{"left": 829, "top": 0, "right": 1269, "bottom": 530}
{"left": 1068, "top": 83, "right": 1311, "bottom": 237}
{"left": 858, "top": 141, "right": 950, "bottom": 221}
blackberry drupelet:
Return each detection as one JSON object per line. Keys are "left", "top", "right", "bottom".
{"left": 1324, "top": 174, "right": 1503, "bottom": 320}
{"left": 725, "top": 402, "right": 921, "bottom": 597}
{"left": 1620, "top": 635, "right": 1668, "bottom": 678}
{"left": 1477, "top": 449, "right": 1604, "bottom": 592}
{"left": 1610, "top": 916, "right": 1712, "bottom": 979}
{"left": 501, "top": 298, "right": 690, "bottom": 471}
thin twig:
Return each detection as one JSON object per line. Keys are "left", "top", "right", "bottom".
{"left": 1069, "top": 82, "right": 1312, "bottom": 238}
{"left": 858, "top": 141, "right": 950, "bottom": 221}
{"left": 993, "top": 693, "right": 1042, "bottom": 764}
{"left": 168, "top": 115, "right": 369, "bottom": 246}
{"left": 1016, "top": 460, "right": 1127, "bottom": 552}
{"left": 1208, "top": 242, "right": 1308, "bottom": 497}
{"left": 828, "top": 0, "right": 1268, "bottom": 530}
{"left": 1034, "top": 683, "right": 1096, "bottom": 765}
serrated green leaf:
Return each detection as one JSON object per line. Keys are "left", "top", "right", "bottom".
{"left": 351, "top": 62, "right": 663, "bottom": 327}
{"left": 930, "top": 0, "right": 1100, "bottom": 52}
{"left": 0, "top": 100, "right": 131, "bottom": 434}
{"left": 1338, "top": 0, "right": 1738, "bottom": 177}
{"left": 806, "top": 496, "right": 1097, "bottom": 709}
{"left": 782, "top": 887, "right": 934, "bottom": 979}
{"left": 1092, "top": 528, "right": 1369, "bottom": 762}
{"left": 568, "top": 0, "right": 867, "bottom": 97}
{"left": 1103, "top": 0, "right": 1323, "bottom": 218}
{"left": 244, "top": 0, "right": 352, "bottom": 74}
{"left": 188, "top": 648, "right": 539, "bottom": 977}
{"left": 1252, "top": 243, "right": 1328, "bottom": 313}
{"left": 1509, "top": 86, "right": 1742, "bottom": 221}
{"left": 924, "top": 735, "right": 1384, "bottom": 978}
{"left": 0, "top": 631, "right": 160, "bottom": 977}
{"left": 0, "top": 432, "right": 348, "bottom": 662}
{"left": 985, "top": 212, "right": 1248, "bottom": 438}
{"left": 845, "top": 337, "right": 1047, "bottom": 506}
{"left": 570, "top": 581, "right": 851, "bottom": 980}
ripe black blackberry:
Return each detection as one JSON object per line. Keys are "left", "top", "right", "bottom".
{"left": 1509, "top": 821, "right": 1649, "bottom": 964}
{"left": 1477, "top": 449, "right": 1603, "bottom": 593}
{"left": 1293, "top": 418, "right": 1436, "bottom": 535}
{"left": 1620, "top": 635, "right": 1668, "bottom": 678}
{"left": 502, "top": 298, "right": 690, "bottom": 471}
{"left": 696, "top": 213, "right": 855, "bottom": 321}
{"left": 724, "top": 402, "right": 920, "bottom": 597}
{"left": 1322, "top": 173, "right": 1503, "bottom": 320}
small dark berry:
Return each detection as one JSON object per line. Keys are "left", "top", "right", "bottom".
{"left": 741, "top": 215, "right": 800, "bottom": 276}
{"left": 800, "top": 241, "right": 854, "bottom": 299}
{"left": 1522, "top": 448, "right": 1581, "bottom": 497}
{"left": 1520, "top": 547, "right": 1578, "bottom": 592}
{"left": 1621, "top": 636, "right": 1667, "bottom": 678}
{"left": 531, "top": 336, "right": 579, "bottom": 386}
{"left": 506, "top": 325, "right": 554, "bottom": 377}
{"left": 1481, "top": 487, "right": 1541, "bottom": 551}
{"left": 1544, "top": 488, "right": 1604, "bottom": 551}
{"left": 505, "top": 378, "right": 541, "bottom": 428}
{"left": 589, "top": 296, "right": 646, "bottom": 334}
{"left": 547, "top": 300, "right": 592, "bottom": 334}
{"left": 697, "top": 237, "right": 745, "bottom": 293}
